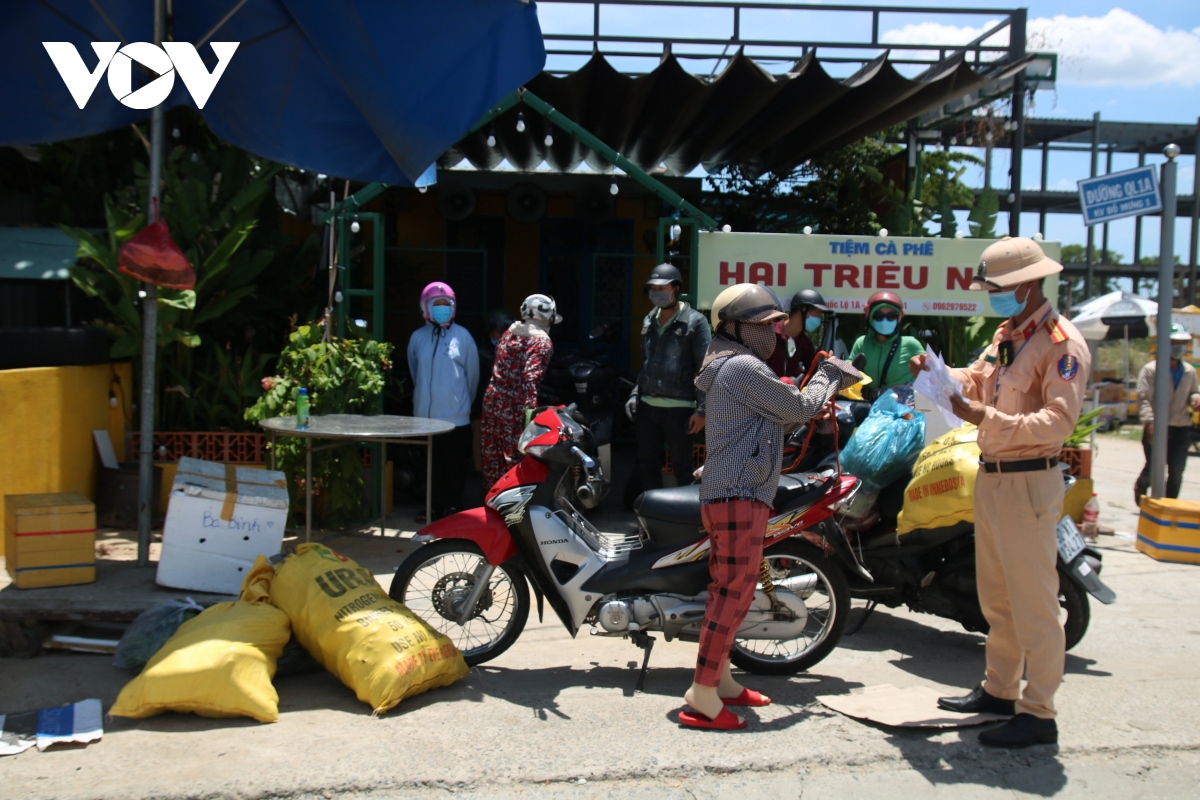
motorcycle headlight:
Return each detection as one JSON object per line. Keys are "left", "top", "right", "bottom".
{"left": 517, "top": 421, "right": 553, "bottom": 456}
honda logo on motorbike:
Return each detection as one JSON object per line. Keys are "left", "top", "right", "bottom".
{"left": 42, "top": 41, "right": 239, "bottom": 110}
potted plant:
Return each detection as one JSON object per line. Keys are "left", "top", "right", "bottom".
{"left": 244, "top": 323, "right": 394, "bottom": 527}
{"left": 1060, "top": 408, "right": 1105, "bottom": 480}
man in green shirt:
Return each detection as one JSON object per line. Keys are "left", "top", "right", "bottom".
{"left": 849, "top": 290, "right": 924, "bottom": 402}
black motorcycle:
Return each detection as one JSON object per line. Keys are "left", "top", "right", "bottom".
{"left": 539, "top": 322, "right": 635, "bottom": 503}
{"left": 776, "top": 378, "right": 1115, "bottom": 651}
{"left": 828, "top": 471, "right": 1115, "bottom": 650}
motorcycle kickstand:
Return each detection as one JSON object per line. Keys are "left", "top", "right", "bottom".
{"left": 846, "top": 600, "right": 877, "bottom": 636}
{"left": 630, "top": 630, "right": 655, "bottom": 693}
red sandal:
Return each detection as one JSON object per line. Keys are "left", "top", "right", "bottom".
{"left": 678, "top": 707, "right": 748, "bottom": 731}
{"left": 721, "top": 688, "right": 771, "bottom": 707}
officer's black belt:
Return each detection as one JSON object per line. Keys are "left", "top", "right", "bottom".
{"left": 980, "top": 457, "right": 1058, "bottom": 474}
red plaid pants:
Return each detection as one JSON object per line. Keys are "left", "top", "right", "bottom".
{"left": 693, "top": 499, "right": 769, "bottom": 687}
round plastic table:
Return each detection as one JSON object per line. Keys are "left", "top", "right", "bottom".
{"left": 259, "top": 414, "right": 455, "bottom": 541}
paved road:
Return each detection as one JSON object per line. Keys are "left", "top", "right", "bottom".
{"left": 2, "top": 436, "right": 1198, "bottom": 799}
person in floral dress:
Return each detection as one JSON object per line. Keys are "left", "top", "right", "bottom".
{"left": 480, "top": 294, "right": 561, "bottom": 491}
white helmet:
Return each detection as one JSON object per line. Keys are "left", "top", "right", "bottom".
{"left": 520, "top": 293, "right": 562, "bottom": 325}
{"left": 710, "top": 283, "right": 788, "bottom": 330}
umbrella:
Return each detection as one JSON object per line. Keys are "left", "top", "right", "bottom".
{"left": 1, "top": 1, "right": 546, "bottom": 184}
{"left": 1071, "top": 291, "right": 1159, "bottom": 404}
{"left": 1070, "top": 291, "right": 1157, "bottom": 342}
{"left": 1, "top": 0, "right": 545, "bottom": 563}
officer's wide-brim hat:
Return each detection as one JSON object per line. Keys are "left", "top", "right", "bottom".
{"left": 970, "top": 236, "right": 1063, "bottom": 291}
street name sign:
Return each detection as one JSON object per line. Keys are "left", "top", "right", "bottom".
{"left": 1077, "top": 165, "right": 1162, "bottom": 226}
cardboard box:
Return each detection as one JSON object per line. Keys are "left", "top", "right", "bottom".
{"left": 1137, "top": 497, "right": 1200, "bottom": 565}
{"left": 4, "top": 492, "right": 96, "bottom": 589}
{"left": 157, "top": 459, "right": 288, "bottom": 594}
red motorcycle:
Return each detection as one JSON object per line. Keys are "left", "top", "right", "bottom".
{"left": 389, "top": 405, "right": 869, "bottom": 684}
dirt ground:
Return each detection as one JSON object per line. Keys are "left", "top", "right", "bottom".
{"left": 1, "top": 434, "right": 1198, "bottom": 799}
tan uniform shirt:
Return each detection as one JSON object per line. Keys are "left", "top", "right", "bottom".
{"left": 1137, "top": 360, "right": 1200, "bottom": 427}
{"left": 951, "top": 301, "right": 1091, "bottom": 460}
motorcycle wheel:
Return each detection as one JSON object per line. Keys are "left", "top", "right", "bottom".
{"left": 389, "top": 540, "right": 530, "bottom": 667}
{"left": 1059, "top": 567, "right": 1091, "bottom": 651}
{"left": 730, "top": 539, "right": 851, "bottom": 675}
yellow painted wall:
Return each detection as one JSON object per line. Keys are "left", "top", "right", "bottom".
{"left": 505, "top": 214, "right": 540, "bottom": 314}
{"left": 0, "top": 363, "right": 132, "bottom": 554}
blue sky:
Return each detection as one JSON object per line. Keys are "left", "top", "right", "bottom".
{"left": 538, "top": 1, "right": 1200, "bottom": 277}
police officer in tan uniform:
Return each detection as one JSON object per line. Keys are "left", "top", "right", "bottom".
{"left": 911, "top": 237, "right": 1090, "bottom": 748}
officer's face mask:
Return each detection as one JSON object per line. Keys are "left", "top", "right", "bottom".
{"left": 1171, "top": 344, "right": 1188, "bottom": 359}
{"left": 805, "top": 314, "right": 823, "bottom": 333}
{"left": 988, "top": 285, "right": 1028, "bottom": 319}
{"left": 430, "top": 302, "right": 454, "bottom": 325}
{"left": 648, "top": 288, "right": 676, "bottom": 309}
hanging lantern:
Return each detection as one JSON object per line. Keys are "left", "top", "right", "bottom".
{"left": 118, "top": 216, "right": 195, "bottom": 290}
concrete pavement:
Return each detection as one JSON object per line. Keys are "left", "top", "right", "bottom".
{"left": 1, "top": 435, "right": 1198, "bottom": 799}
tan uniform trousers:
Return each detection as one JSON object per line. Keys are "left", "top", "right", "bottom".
{"left": 975, "top": 466, "right": 1065, "bottom": 720}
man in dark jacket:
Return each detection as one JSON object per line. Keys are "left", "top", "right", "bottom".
{"left": 625, "top": 263, "right": 712, "bottom": 491}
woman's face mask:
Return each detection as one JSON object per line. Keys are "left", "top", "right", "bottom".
{"left": 805, "top": 314, "right": 822, "bottom": 333}
{"left": 430, "top": 301, "right": 454, "bottom": 325}
{"left": 648, "top": 289, "right": 676, "bottom": 309}
{"left": 871, "top": 311, "right": 898, "bottom": 336}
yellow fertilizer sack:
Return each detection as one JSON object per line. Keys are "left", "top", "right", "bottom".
{"left": 896, "top": 425, "right": 981, "bottom": 535}
{"left": 110, "top": 557, "right": 291, "bottom": 722}
{"left": 270, "top": 543, "right": 468, "bottom": 714}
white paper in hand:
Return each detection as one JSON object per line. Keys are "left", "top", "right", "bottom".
{"left": 913, "top": 345, "right": 964, "bottom": 428}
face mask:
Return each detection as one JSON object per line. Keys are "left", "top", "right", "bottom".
{"left": 648, "top": 289, "right": 675, "bottom": 309}
{"left": 988, "top": 288, "right": 1027, "bottom": 319}
{"left": 430, "top": 304, "right": 453, "bottom": 325}
{"left": 805, "top": 315, "right": 822, "bottom": 333}
{"left": 1171, "top": 344, "right": 1188, "bottom": 359}
{"left": 739, "top": 322, "right": 779, "bottom": 361}
{"left": 872, "top": 317, "right": 898, "bottom": 336}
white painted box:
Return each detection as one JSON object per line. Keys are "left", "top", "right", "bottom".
{"left": 157, "top": 459, "right": 289, "bottom": 595}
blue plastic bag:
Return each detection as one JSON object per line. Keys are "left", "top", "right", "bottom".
{"left": 113, "top": 598, "right": 204, "bottom": 672}
{"left": 841, "top": 390, "right": 926, "bottom": 494}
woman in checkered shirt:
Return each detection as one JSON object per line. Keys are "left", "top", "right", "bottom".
{"left": 680, "top": 283, "right": 862, "bottom": 731}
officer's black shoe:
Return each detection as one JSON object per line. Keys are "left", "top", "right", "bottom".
{"left": 937, "top": 686, "right": 1015, "bottom": 715}
{"left": 978, "top": 713, "right": 1058, "bottom": 748}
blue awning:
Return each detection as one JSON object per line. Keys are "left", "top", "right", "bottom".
{"left": 1, "top": 1, "right": 546, "bottom": 185}
{"left": 0, "top": 228, "right": 80, "bottom": 280}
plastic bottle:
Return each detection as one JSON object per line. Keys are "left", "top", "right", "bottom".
{"left": 1082, "top": 492, "right": 1100, "bottom": 542}
{"left": 296, "top": 388, "right": 310, "bottom": 430}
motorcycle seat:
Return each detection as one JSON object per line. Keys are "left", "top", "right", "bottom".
{"left": 636, "top": 473, "right": 834, "bottom": 549}
{"left": 773, "top": 473, "right": 833, "bottom": 514}
{"left": 635, "top": 484, "right": 705, "bottom": 548}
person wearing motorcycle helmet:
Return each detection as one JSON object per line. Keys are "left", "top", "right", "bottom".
{"left": 1134, "top": 322, "right": 1199, "bottom": 503}
{"left": 408, "top": 281, "right": 479, "bottom": 521}
{"left": 849, "top": 290, "right": 924, "bottom": 401}
{"left": 626, "top": 262, "right": 712, "bottom": 495}
{"left": 680, "top": 283, "right": 863, "bottom": 731}
{"left": 767, "top": 287, "right": 830, "bottom": 379}
{"left": 480, "top": 294, "right": 560, "bottom": 491}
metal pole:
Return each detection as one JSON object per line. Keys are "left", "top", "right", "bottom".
{"left": 1085, "top": 112, "right": 1100, "bottom": 298}
{"left": 1039, "top": 140, "right": 1049, "bottom": 238}
{"left": 1102, "top": 147, "right": 1113, "bottom": 275}
{"left": 1007, "top": 9, "right": 1027, "bottom": 237}
{"left": 1134, "top": 149, "right": 1146, "bottom": 291}
{"left": 1151, "top": 144, "right": 1179, "bottom": 498}
{"left": 138, "top": 0, "right": 165, "bottom": 567}
{"left": 1189, "top": 118, "right": 1200, "bottom": 306}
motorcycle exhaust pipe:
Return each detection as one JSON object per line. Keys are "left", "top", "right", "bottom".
{"left": 576, "top": 481, "right": 596, "bottom": 507}
{"left": 775, "top": 574, "right": 820, "bottom": 595}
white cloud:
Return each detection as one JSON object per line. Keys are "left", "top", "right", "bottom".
{"left": 883, "top": 9, "right": 1200, "bottom": 88}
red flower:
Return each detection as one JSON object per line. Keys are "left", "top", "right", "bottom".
{"left": 262, "top": 376, "right": 277, "bottom": 391}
